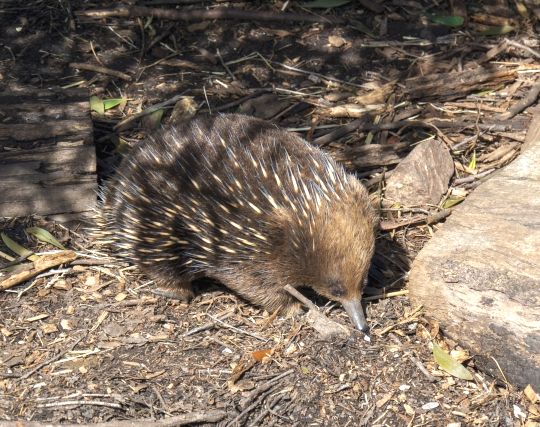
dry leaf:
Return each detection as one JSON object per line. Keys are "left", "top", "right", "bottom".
{"left": 328, "top": 35, "right": 347, "bottom": 47}
{"left": 41, "top": 323, "right": 58, "bottom": 334}
{"left": 525, "top": 384, "right": 539, "bottom": 403}
{"left": 251, "top": 348, "right": 273, "bottom": 362}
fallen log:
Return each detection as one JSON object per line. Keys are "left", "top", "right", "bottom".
{"left": 0, "top": 87, "right": 96, "bottom": 220}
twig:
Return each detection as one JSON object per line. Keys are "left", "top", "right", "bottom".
{"left": 114, "top": 93, "right": 186, "bottom": 131}
{"left": 454, "top": 168, "right": 495, "bottom": 185}
{"left": 0, "top": 410, "right": 227, "bottom": 427}
{"left": 237, "top": 369, "right": 295, "bottom": 413}
{"left": 284, "top": 285, "right": 350, "bottom": 339}
{"left": 0, "top": 251, "right": 35, "bottom": 270}
{"left": 183, "top": 312, "right": 234, "bottom": 337}
{"left": 71, "top": 257, "right": 116, "bottom": 266}
{"left": 76, "top": 5, "right": 343, "bottom": 24}
{"left": 247, "top": 394, "right": 286, "bottom": 427}
{"left": 496, "top": 78, "right": 540, "bottom": 121}
{"left": 313, "top": 117, "right": 370, "bottom": 146}
{"left": 505, "top": 39, "right": 540, "bottom": 60}
{"left": 379, "top": 209, "right": 451, "bottom": 231}
{"left": 19, "top": 335, "right": 85, "bottom": 380}
{"left": 227, "top": 388, "right": 275, "bottom": 427}
{"left": 216, "top": 48, "right": 236, "bottom": 81}
{"left": 363, "top": 290, "right": 409, "bottom": 302}
{"left": 283, "top": 284, "right": 318, "bottom": 311}
{"left": 37, "top": 400, "right": 124, "bottom": 410}
{"left": 207, "top": 314, "right": 268, "bottom": 342}
{"left": 69, "top": 62, "right": 131, "bottom": 81}
{"left": 213, "top": 90, "right": 271, "bottom": 112}
{"left": 409, "top": 354, "right": 437, "bottom": 383}
{"left": 0, "top": 251, "right": 77, "bottom": 291}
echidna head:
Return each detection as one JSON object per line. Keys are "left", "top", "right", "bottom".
{"left": 280, "top": 181, "right": 376, "bottom": 332}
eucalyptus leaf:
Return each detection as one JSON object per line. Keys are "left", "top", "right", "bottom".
{"left": 301, "top": 0, "right": 351, "bottom": 8}
{"left": 26, "top": 227, "right": 66, "bottom": 250}
{"left": 433, "top": 341, "right": 473, "bottom": 381}
{"left": 468, "top": 151, "right": 477, "bottom": 170}
{"left": 478, "top": 25, "right": 514, "bottom": 36}
{"left": 103, "top": 98, "right": 126, "bottom": 110}
{"left": 90, "top": 95, "right": 104, "bottom": 114}
{"left": 1, "top": 233, "right": 38, "bottom": 261}
{"left": 442, "top": 196, "right": 465, "bottom": 209}
{"left": 429, "top": 15, "right": 464, "bottom": 27}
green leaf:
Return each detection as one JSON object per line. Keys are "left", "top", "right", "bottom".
{"left": 442, "top": 196, "right": 465, "bottom": 209}
{"left": 300, "top": 366, "right": 311, "bottom": 374}
{"left": 1, "top": 233, "right": 38, "bottom": 261}
{"left": 103, "top": 98, "right": 126, "bottom": 110}
{"left": 90, "top": 95, "right": 104, "bottom": 114}
{"left": 478, "top": 24, "right": 514, "bottom": 36}
{"left": 468, "top": 151, "right": 477, "bottom": 170}
{"left": 301, "top": 0, "right": 351, "bottom": 8}
{"left": 428, "top": 15, "right": 464, "bottom": 27}
{"left": 26, "top": 227, "right": 66, "bottom": 250}
{"left": 432, "top": 341, "right": 473, "bottom": 381}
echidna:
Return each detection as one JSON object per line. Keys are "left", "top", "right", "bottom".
{"left": 96, "top": 114, "right": 376, "bottom": 331}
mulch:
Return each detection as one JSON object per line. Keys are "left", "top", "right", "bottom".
{"left": 1, "top": 0, "right": 539, "bottom": 425}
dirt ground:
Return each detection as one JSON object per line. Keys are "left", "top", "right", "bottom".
{"left": 1, "top": 1, "right": 539, "bottom": 426}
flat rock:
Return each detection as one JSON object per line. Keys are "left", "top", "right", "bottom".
{"left": 409, "top": 113, "right": 540, "bottom": 389}
{"left": 384, "top": 139, "right": 454, "bottom": 206}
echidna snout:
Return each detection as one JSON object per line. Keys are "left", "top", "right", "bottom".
{"left": 97, "top": 114, "right": 376, "bottom": 331}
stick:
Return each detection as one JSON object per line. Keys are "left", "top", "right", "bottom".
{"left": 0, "top": 410, "right": 227, "bottom": 427}
{"left": 114, "top": 93, "right": 186, "bottom": 131}
{"left": 283, "top": 285, "right": 318, "bottom": 311}
{"left": 19, "top": 335, "right": 85, "bottom": 380}
{"left": 0, "top": 251, "right": 77, "bottom": 291}
{"left": 379, "top": 209, "right": 452, "bottom": 231}
{"left": 70, "top": 62, "right": 131, "bottom": 81}
{"left": 76, "top": 5, "right": 343, "bottom": 24}
{"left": 496, "top": 78, "right": 540, "bottom": 121}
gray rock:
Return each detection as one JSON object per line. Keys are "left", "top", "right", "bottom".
{"left": 408, "top": 114, "right": 540, "bottom": 389}
{"left": 384, "top": 139, "right": 454, "bottom": 206}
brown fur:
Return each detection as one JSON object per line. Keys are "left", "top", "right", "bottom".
{"left": 97, "top": 114, "right": 376, "bottom": 321}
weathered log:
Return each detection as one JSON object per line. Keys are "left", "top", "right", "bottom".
{"left": 0, "top": 87, "right": 96, "bottom": 220}
{"left": 408, "top": 110, "right": 540, "bottom": 389}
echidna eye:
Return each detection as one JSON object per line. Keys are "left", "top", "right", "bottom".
{"left": 329, "top": 281, "right": 345, "bottom": 298}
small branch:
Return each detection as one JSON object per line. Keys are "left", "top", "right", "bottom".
{"left": 37, "top": 400, "right": 123, "bottom": 410}
{"left": 70, "top": 62, "right": 131, "bottom": 81}
{"left": 19, "top": 335, "right": 85, "bottom": 380}
{"left": 496, "top": 78, "right": 540, "bottom": 121}
{"left": 0, "top": 410, "right": 227, "bottom": 427}
{"left": 454, "top": 168, "right": 495, "bottom": 185}
{"left": 76, "top": 5, "right": 343, "bottom": 24}
{"left": 239, "top": 369, "right": 295, "bottom": 410}
{"left": 0, "top": 251, "right": 35, "bottom": 270}
{"left": 313, "top": 117, "right": 369, "bottom": 147}
{"left": 183, "top": 312, "right": 234, "bottom": 337}
{"left": 0, "top": 251, "right": 77, "bottom": 291}
{"left": 379, "top": 209, "right": 452, "bottom": 231}
{"left": 284, "top": 285, "right": 351, "bottom": 339}
{"left": 283, "top": 284, "right": 318, "bottom": 311}
{"left": 114, "top": 93, "right": 186, "bottom": 131}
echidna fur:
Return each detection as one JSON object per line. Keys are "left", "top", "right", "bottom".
{"left": 95, "top": 114, "right": 376, "bottom": 331}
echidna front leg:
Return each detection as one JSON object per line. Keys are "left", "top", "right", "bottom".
{"left": 149, "top": 279, "right": 195, "bottom": 302}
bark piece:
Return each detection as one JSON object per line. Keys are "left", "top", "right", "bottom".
{"left": 384, "top": 139, "right": 454, "bottom": 206}
{"left": 408, "top": 112, "right": 540, "bottom": 389}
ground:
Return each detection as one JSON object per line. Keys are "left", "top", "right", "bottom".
{"left": 1, "top": 1, "right": 539, "bottom": 426}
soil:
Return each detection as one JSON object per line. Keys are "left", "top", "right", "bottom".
{"left": 1, "top": 1, "right": 539, "bottom": 426}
